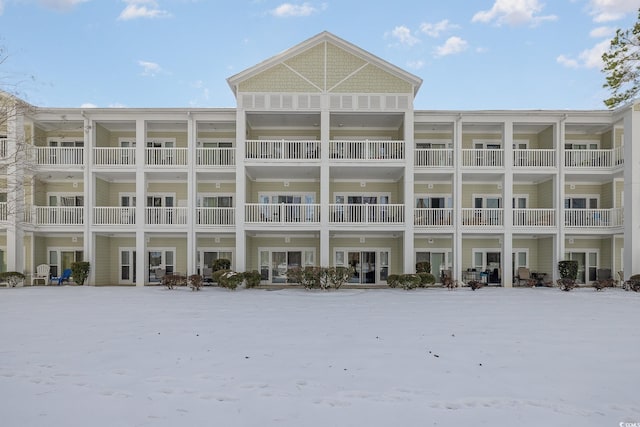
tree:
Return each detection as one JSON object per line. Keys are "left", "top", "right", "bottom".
{"left": 602, "top": 9, "right": 640, "bottom": 109}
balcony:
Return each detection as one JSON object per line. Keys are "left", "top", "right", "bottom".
{"left": 94, "top": 148, "right": 136, "bottom": 166}
{"left": 33, "top": 207, "right": 84, "bottom": 226}
{"left": 0, "top": 202, "right": 6, "bottom": 221}
{"left": 414, "top": 208, "right": 453, "bottom": 227}
{"left": 461, "top": 208, "right": 503, "bottom": 227}
{"left": 245, "top": 140, "right": 320, "bottom": 161}
{"left": 461, "top": 149, "right": 504, "bottom": 168}
{"left": 415, "top": 149, "right": 453, "bottom": 167}
{"left": 93, "top": 207, "right": 136, "bottom": 226}
{"left": 564, "top": 147, "right": 624, "bottom": 168}
{"left": 34, "top": 147, "right": 84, "bottom": 167}
{"left": 197, "top": 148, "right": 235, "bottom": 166}
{"left": 564, "top": 208, "right": 623, "bottom": 228}
{"left": 329, "top": 204, "right": 404, "bottom": 225}
{"left": 145, "top": 148, "right": 188, "bottom": 166}
{"left": 146, "top": 207, "right": 188, "bottom": 225}
{"left": 196, "top": 207, "right": 235, "bottom": 226}
{"left": 245, "top": 203, "right": 320, "bottom": 224}
{"left": 513, "top": 209, "right": 556, "bottom": 227}
{"left": 330, "top": 140, "right": 404, "bottom": 161}
{"left": 513, "top": 149, "right": 556, "bottom": 168}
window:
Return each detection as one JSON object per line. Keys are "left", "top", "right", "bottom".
{"left": 564, "top": 197, "right": 598, "bottom": 209}
{"left": 48, "top": 249, "right": 83, "bottom": 278}
{"left": 198, "top": 195, "right": 233, "bottom": 208}
{"left": 565, "top": 142, "right": 599, "bottom": 150}
{"left": 416, "top": 196, "right": 452, "bottom": 208}
{"left": 512, "top": 196, "right": 528, "bottom": 209}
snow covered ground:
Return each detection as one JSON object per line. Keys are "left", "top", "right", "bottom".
{"left": 1, "top": 285, "right": 639, "bottom": 427}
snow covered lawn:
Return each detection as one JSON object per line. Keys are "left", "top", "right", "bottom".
{"left": 1, "top": 286, "right": 639, "bottom": 427}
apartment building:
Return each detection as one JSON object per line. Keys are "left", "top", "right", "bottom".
{"left": 1, "top": 31, "right": 639, "bottom": 287}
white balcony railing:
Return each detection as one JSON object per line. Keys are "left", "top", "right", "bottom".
{"left": 461, "top": 208, "right": 503, "bottom": 227}
{"left": 330, "top": 140, "right": 404, "bottom": 160}
{"left": 34, "top": 147, "right": 84, "bottom": 166}
{"left": 145, "top": 148, "right": 188, "bottom": 166}
{"left": 461, "top": 149, "right": 504, "bottom": 167}
{"left": 197, "top": 148, "right": 235, "bottom": 166}
{"left": 93, "top": 207, "right": 136, "bottom": 225}
{"left": 513, "top": 149, "right": 556, "bottom": 168}
{"left": 245, "top": 203, "right": 320, "bottom": 224}
{"left": 414, "top": 208, "right": 453, "bottom": 226}
{"left": 94, "top": 148, "right": 136, "bottom": 166}
{"left": 245, "top": 140, "right": 320, "bottom": 160}
{"left": 146, "top": 207, "right": 189, "bottom": 225}
{"left": 0, "top": 202, "right": 6, "bottom": 221}
{"left": 196, "top": 207, "right": 235, "bottom": 226}
{"left": 34, "top": 207, "right": 84, "bottom": 225}
{"left": 564, "top": 148, "right": 624, "bottom": 168}
{"left": 415, "top": 149, "right": 453, "bottom": 167}
{"left": 564, "top": 208, "right": 623, "bottom": 227}
{"left": 513, "top": 209, "right": 556, "bottom": 227}
{"left": 329, "top": 204, "right": 404, "bottom": 224}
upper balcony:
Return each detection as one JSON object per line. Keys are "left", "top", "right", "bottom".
{"left": 564, "top": 147, "right": 624, "bottom": 169}
{"left": 33, "top": 147, "right": 84, "bottom": 167}
{"left": 245, "top": 140, "right": 320, "bottom": 161}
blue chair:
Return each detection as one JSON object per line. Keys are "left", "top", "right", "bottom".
{"left": 54, "top": 268, "right": 72, "bottom": 285}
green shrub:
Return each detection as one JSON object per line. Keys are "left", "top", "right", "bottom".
{"left": 0, "top": 271, "right": 25, "bottom": 287}
{"left": 243, "top": 270, "right": 261, "bottom": 288}
{"left": 71, "top": 261, "right": 91, "bottom": 286}
{"left": 398, "top": 274, "right": 421, "bottom": 290}
{"left": 626, "top": 274, "right": 640, "bottom": 292}
{"left": 212, "top": 269, "right": 231, "bottom": 285}
{"left": 387, "top": 274, "right": 400, "bottom": 288}
{"left": 417, "top": 272, "right": 436, "bottom": 287}
{"left": 212, "top": 258, "right": 231, "bottom": 272}
{"left": 326, "top": 266, "right": 353, "bottom": 290}
{"left": 558, "top": 260, "right": 578, "bottom": 280}
{"left": 416, "top": 261, "right": 431, "bottom": 274}
{"left": 218, "top": 271, "right": 243, "bottom": 290}
{"left": 287, "top": 267, "right": 322, "bottom": 289}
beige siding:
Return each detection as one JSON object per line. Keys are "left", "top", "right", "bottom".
{"left": 600, "top": 182, "right": 613, "bottom": 209}
{"left": 240, "top": 64, "right": 319, "bottom": 93}
{"left": 536, "top": 237, "right": 554, "bottom": 277}
{"left": 462, "top": 133, "right": 503, "bottom": 149}
{"left": 94, "top": 235, "right": 112, "bottom": 285}
{"left": 331, "top": 63, "right": 412, "bottom": 94}
{"left": 95, "top": 178, "right": 109, "bottom": 206}
{"left": 148, "top": 131, "right": 188, "bottom": 148}
{"left": 107, "top": 183, "right": 136, "bottom": 206}
{"left": 537, "top": 179, "right": 554, "bottom": 209}
{"left": 197, "top": 183, "right": 236, "bottom": 193}
{"left": 147, "top": 183, "right": 188, "bottom": 202}
{"left": 462, "top": 184, "right": 502, "bottom": 208}
{"left": 107, "top": 237, "right": 136, "bottom": 285}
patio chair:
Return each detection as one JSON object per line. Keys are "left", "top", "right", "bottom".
{"left": 516, "top": 267, "right": 536, "bottom": 287}
{"left": 31, "top": 264, "right": 50, "bottom": 286}
{"left": 52, "top": 268, "right": 72, "bottom": 285}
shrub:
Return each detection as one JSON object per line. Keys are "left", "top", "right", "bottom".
{"left": 326, "top": 266, "right": 353, "bottom": 290}
{"left": 416, "top": 261, "right": 431, "bottom": 274}
{"left": 212, "top": 258, "right": 231, "bottom": 272}
{"left": 188, "top": 274, "right": 203, "bottom": 291}
{"left": 557, "top": 278, "right": 578, "bottom": 291}
{"left": 558, "top": 260, "right": 578, "bottom": 280}
{"left": 0, "top": 271, "right": 25, "bottom": 287}
{"left": 626, "top": 274, "right": 640, "bottom": 292}
{"left": 398, "top": 274, "right": 421, "bottom": 290}
{"left": 71, "top": 261, "right": 91, "bottom": 286}
{"left": 212, "top": 269, "right": 231, "bottom": 285}
{"left": 162, "top": 274, "right": 187, "bottom": 289}
{"left": 287, "top": 267, "right": 322, "bottom": 289}
{"left": 243, "top": 270, "right": 261, "bottom": 288}
{"left": 387, "top": 274, "right": 400, "bottom": 288}
{"left": 417, "top": 272, "right": 436, "bottom": 287}
{"left": 468, "top": 280, "right": 483, "bottom": 291}
{"left": 218, "top": 271, "right": 243, "bottom": 290}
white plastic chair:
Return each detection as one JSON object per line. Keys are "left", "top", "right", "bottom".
{"left": 32, "top": 264, "right": 50, "bottom": 286}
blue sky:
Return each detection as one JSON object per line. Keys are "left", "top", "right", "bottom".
{"left": 1, "top": 0, "right": 639, "bottom": 110}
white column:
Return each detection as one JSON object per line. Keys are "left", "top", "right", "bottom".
{"left": 555, "top": 117, "right": 566, "bottom": 281}
{"left": 235, "top": 109, "right": 246, "bottom": 271}
{"left": 453, "top": 116, "right": 463, "bottom": 282}
{"left": 319, "top": 107, "right": 330, "bottom": 266}
{"left": 6, "top": 103, "right": 25, "bottom": 273}
{"left": 403, "top": 110, "right": 415, "bottom": 274}
{"left": 83, "top": 116, "right": 94, "bottom": 284}
{"left": 187, "top": 113, "right": 196, "bottom": 276}
{"left": 502, "top": 120, "right": 513, "bottom": 287}
{"left": 135, "top": 118, "right": 147, "bottom": 286}
{"left": 623, "top": 106, "right": 640, "bottom": 279}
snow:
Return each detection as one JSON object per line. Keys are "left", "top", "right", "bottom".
{"left": 1, "top": 285, "right": 639, "bottom": 427}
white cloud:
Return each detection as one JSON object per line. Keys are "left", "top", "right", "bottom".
{"left": 38, "top": 0, "right": 89, "bottom": 11}
{"left": 270, "top": 2, "right": 325, "bottom": 17}
{"left": 435, "top": 36, "right": 468, "bottom": 57}
{"left": 556, "top": 40, "right": 610, "bottom": 69}
{"left": 589, "top": 0, "right": 639, "bottom": 22}
{"left": 472, "top": 0, "right": 557, "bottom": 27}
{"left": 388, "top": 25, "right": 420, "bottom": 46}
{"left": 589, "top": 26, "right": 615, "bottom": 38}
{"left": 80, "top": 102, "right": 97, "bottom": 108}
{"left": 138, "top": 60, "right": 162, "bottom": 76}
{"left": 419, "top": 19, "right": 459, "bottom": 38}
{"left": 556, "top": 54, "right": 580, "bottom": 68}
{"left": 118, "top": 0, "right": 171, "bottom": 20}
{"left": 406, "top": 60, "right": 425, "bottom": 70}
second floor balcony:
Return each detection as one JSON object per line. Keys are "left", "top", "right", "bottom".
{"left": 564, "top": 147, "right": 624, "bottom": 168}
{"left": 246, "top": 140, "right": 320, "bottom": 161}
{"left": 34, "top": 147, "right": 84, "bottom": 167}
{"left": 565, "top": 208, "right": 623, "bottom": 228}
{"left": 245, "top": 203, "right": 320, "bottom": 224}
{"left": 33, "top": 206, "right": 84, "bottom": 226}
{"left": 329, "top": 204, "right": 404, "bottom": 225}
